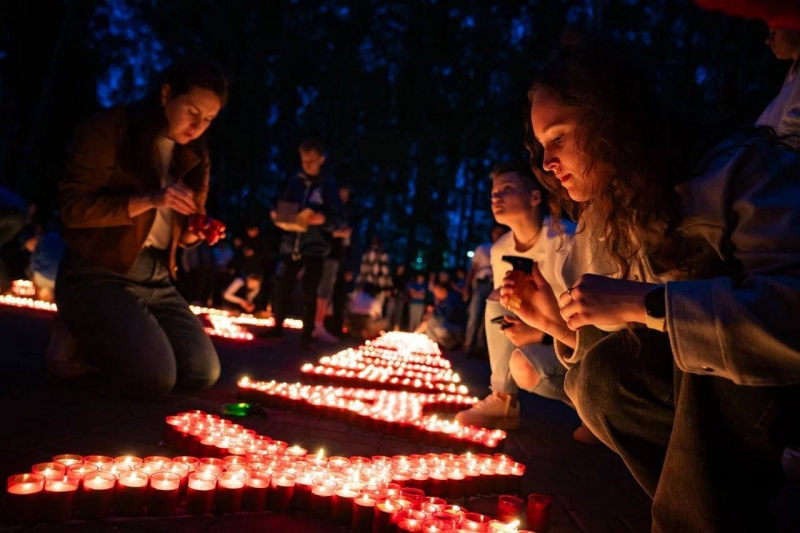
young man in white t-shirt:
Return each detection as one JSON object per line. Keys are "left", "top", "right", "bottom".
{"left": 455, "top": 163, "right": 596, "bottom": 443}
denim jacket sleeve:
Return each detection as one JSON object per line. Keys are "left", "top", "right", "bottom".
{"left": 668, "top": 135, "right": 800, "bottom": 385}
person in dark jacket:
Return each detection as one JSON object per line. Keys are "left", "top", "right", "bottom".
{"left": 55, "top": 56, "right": 227, "bottom": 399}
{"left": 268, "top": 137, "right": 343, "bottom": 344}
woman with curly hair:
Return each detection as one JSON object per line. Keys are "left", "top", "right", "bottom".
{"left": 501, "top": 38, "right": 800, "bottom": 532}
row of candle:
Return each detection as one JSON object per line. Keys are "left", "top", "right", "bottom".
{"left": 236, "top": 380, "right": 505, "bottom": 450}
{"left": 306, "top": 351, "right": 460, "bottom": 384}
{"left": 5, "top": 453, "right": 539, "bottom": 531}
{"left": 0, "top": 279, "right": 302, "bottom": 342}
{"left": 365, "top": 332, "right": 443, "bottom": 358}
{"left": 166, "top": 410, "right": 521, "bottom": 496}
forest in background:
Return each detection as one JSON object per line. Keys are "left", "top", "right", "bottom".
{"left": 0, "top": 0, "right": 787, "bottom": 270}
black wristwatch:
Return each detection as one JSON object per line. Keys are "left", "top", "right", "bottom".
{"left": 644, "top": 285, "right": 667, "bottom": 332}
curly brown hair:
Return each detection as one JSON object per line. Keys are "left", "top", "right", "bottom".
{"left": 523, "top": 37, "right": 689, "bottom": 278}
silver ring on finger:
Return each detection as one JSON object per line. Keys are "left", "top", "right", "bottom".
{"left": 567, "top": 287, "right": 574, "bottom": 301}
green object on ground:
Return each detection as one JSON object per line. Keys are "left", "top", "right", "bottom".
{"left": 223, "top": 403, "right": 251, "bottom": 417}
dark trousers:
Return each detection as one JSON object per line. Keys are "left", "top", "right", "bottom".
{"left": 274, "top": 254, "right": 324, "bottom": 339}
{"left": 55, "top": 248, "right": 220, "bottom": 399}
{"left": 566, "top": 329, "right": 796, "bottom": 533}
{"left": 0, "top": 207, "right": 27, "bottom": 290}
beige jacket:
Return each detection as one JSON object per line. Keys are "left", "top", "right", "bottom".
{"left": 557, "top": 130, "right": 800, "bottom": 386}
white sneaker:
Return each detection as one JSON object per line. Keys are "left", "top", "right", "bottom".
{"left": 454, "top": 392, "right": 520, "bottom": 430}
{"left": 312, "top": 326, "right": 339, "bottom": 344}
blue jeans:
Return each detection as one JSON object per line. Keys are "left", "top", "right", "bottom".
{"left": 55, "top": 248, "right": 220, "bottom": 399}
{"left": 464, "top": 279, "right": 493, "bottom": 350}
{"left": 485, "top": 299, "right": 568, "bottom": 400}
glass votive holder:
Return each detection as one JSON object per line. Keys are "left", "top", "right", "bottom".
{"left": 215, "top": 471, "right": 245, "bottom": 514}
{"left": 53, "top": 454, "right": 83, "bottom": 466}
{"left": 147, "top": 472, "right": 181, "bottom": 516}
{"left": 32, "top": 462, "right": 67, "bottom": 479}
{"left": 488, "top": 519, "right": 522, "bottom": 531}
{"left": 143, "top": 455, "right": 171, "bottom": 466}
{"left": 462, "top": 512, "right": 492, "bottom": 532}
{"left": 526, "top": 493, "right": 552, "bottom": 531}
{"left": 496, "top": 494, "right": 524, "bottom": 523}
{"left": 83, "top": 455, "right": 114, "bottom": 468}
{"left": 422, "top": 518, "right": 455, "bottom": 532}
{"left": 43, "top": 476, "right": 79, "bottom": 523}
{"left": 400, "top": 486, "right": 425, "bottom": 506}
{"left": 267, "top": 473, "right": 296, "bottom": 512}
{"left": 310, "top": 478, "right": 338, "bottom": 519}
{"left": 186, "top": 471, "right": 217, "bottom": 515}
{"left": 243, "top": 471, "right": 270, "bottom": 512}
{"left": 76, "top": 472, "right": 115, "bottom": 520}
{"left": 5, "top": 473, "right": 44, "bottom": 525}
{"left": 66, "top": 463, "right": 99, "bottom": 486}
{"left": 396, "top": 508, "right": 427, "bottom": 528}
{"left": 100, "top": 462, "right": 132, "bottom": 477}
{"left": 114, "top": 455, "right": 143, "bottom": 466}
{"left": 116, "top": 471, "right": 149, "bottom": 516}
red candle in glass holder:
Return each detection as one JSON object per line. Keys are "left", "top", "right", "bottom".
{"left": 461, "top": 512, "right": 492, "bottom": 532}
{"left": 43, "top": 476, "right": 79, "bottom": 523}
{"left": 373, "top": 497, "right": 405, "bottom": 533}
{"left": 114, "top": 455, "right": 143, "bottom": 467}
{"left": 442, "top": 504, "right": 467, "bottom": 526}
{"left": 409, "top": 467, "right": 430, "bottom": 493}
{"left": 487, "top": 520, "right": 519, "bottom": 532}
{"left": 143, "top": 455, "right": 171, "bottom": 466}
{"left": 100, "top": 462, "right": 132, "bottom": 477}
{"left": 32, "top": 461, "right": 66, "bottom": 479}
{"left": 526, "top": 493, "right": 552, "bottom": 531}
{"left": 396, "top": 509, "right": 427, "bottom": 532}
{"left": 429, "top": 470, "right": 448, "bottom": 498}
{"left": 173, "top": 455, "right": 199, "bottom": 471}
{"left": 67, "top": 463, "right": 99, "bottom": 487}
{"left": 310, "top": 478, "right": 337, "bottom": 519}
{"left": 267, "top": 473, "right": 296, "bottom": 512}
{"left": 148, "top": 471, "right": 180, "bottom": 516}
{"left": 76, "top": 472, "right": 115, "bottom": 520}
{"left": 446, "top": 469, "right": 466, "bottom": 500}
{"left": 292, "top": 471, "right": 316, "bottom": 512}
{"left": 496, "top": 495, "right": 523, "bottom": 524}
{"left": 242, "top": 471, "right": 270, "bottom": 512}
{"left": 419, "top": 496, "right": 447, "bottom": 515}
{"left": 351, "top": 492, "right": 376, "bottom": 533}
{"left": 422, "top": 518, "right": 456, "bottom": 532}
{"left": 186, "top": 471, "right": 217, "bottom": 515}
{"left": 332, "top": 484, "right": 358, "bottom": 526}
{"left": 83, "top": 455, "right": 113, "bottom": 469}
{"left": 116, "top": 471, "right": 149, "bottom": 516}
{"left": 214, "top": 471, "right": 245, "bottom": 514}
{"left": 508, "top": 463, "right": 525, "bottom": 495}
{"left": 4, "top": 473, "right": 44, "bottom": 525}
{"left": 392, "top": 468, "right": 412, "bottom": 487}
{"left": 53, "top": 454, "right": 83, "bottom": 466}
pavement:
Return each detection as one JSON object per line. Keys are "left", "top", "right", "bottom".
{"left": 0, "top": 304, "right": 798, "bottom": 532}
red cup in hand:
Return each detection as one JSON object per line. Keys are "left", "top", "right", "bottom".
{"left": 187, "top": 214, "right": 226, "bottom": 244}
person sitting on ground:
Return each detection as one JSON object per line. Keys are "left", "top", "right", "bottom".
{"left": 502, "top": 36, "right": 800, "bottom": 532}
{"left": 222, "top": 271, "right": 263, "bottom": 314}
{"left": 454, "top": 163, "right": 595, "bottom": 443}
{"left": 415, "top": 281, "right": 465, "bottom": 350}
{"left": 347, "top": 282, "right": 389, "bottom": 340}
{"left": 55, "top": 56, "right": 227, "bottom": 398}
